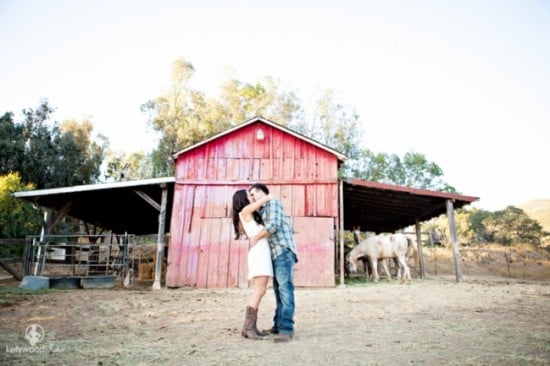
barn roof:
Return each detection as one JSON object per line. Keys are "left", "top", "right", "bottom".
{"left": 13, "top": 177, "right": 175, "bottom": 235}
{"left": 172, "top": 116, "right": 348, "bottom": 162}
{"left": 13, "top": 176, "right": 477, "bottom": 236}
{"left": 342, "top": 178, "right": 478, "bottom": 233}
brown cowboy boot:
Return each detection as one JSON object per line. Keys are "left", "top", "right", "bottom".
{"left": 241, "top": 306, "right": 263, "bottom": 340}
{"left": 252, "top": 309, "right": 269, "bottom": 337}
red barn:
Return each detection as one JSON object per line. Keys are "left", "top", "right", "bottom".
{"left": 166, "top": 117, "right": 346, "bottom": 288}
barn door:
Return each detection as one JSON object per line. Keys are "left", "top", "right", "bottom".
{"left": 292, "top": 217, "right": 335, "bottom": 287}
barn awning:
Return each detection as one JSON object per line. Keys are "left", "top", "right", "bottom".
{"left": 13, "top": 177, "right": 477, "bottom": 236}
{"left": 342, "top": 178, "right": 478, "bottom": 233}
{"left": 13, "top": 177, "right": 175, "bottom": 235}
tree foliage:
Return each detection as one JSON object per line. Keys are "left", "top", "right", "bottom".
{"left": 141, "top": 57, "right": 302, "bottom": 176}
{"left": 103, "top": 150, "right": 152, "bottom": 181}
{"left": 0, "top": 100, "right": 107, "bottom": 188}
{"left": 426, "top": 206, "right": 547, "bottom": 247}
{"left": 0, "top": 172, "right": 41, "bottom": 239}
{"left": 345, "top": 150, "right": 457, "bottom": 192}
{"left": 290, "top": 89, "right": 363, "bottom": 162}
{"left": 483, "top": 206, "right": 543, "bottom": 246}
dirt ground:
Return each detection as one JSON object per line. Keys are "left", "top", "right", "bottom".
{"left": 1, "top": 248, "right": 549, "bottom": 366}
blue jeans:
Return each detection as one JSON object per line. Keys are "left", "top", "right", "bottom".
{"left": 272, "top": 250, "right": 296, "bottom": 335}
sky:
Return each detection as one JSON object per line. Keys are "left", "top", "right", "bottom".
{"left": 1, "top": 0, "right": 549, "bottom": 212}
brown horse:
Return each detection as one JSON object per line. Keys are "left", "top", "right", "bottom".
{"left": 347, "top": 232, "right": 413, "bottom": 284}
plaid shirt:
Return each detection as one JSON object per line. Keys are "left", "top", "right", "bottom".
{"left": 260, "top": 199, "right": 298, "bottom": 261}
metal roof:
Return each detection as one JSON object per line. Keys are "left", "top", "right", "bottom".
{"left": 13, "top": 177, "right": 175, "bottom": 235}
{"left": 13, "top": 176, "right": 478, "bottom": 236}
{"left": 342, "top": 178, "right": 478, "bottom": 233}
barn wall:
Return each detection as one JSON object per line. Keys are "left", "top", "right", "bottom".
{"left": 166, "top": 122, "right": 340, "bottom": 288}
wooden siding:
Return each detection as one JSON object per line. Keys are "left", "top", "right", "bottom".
{"left": 174, "top": 122, "right": 338, "bottom": 183}
{"left": 166, "top": 121, "right": 340, "bottom": 288}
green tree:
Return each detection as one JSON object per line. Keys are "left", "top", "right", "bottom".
{"left": 1, "top": 100, "right": 107, "bottom": 188}
{"left": 221, "top": 76, "right": 301, "bottom": 126}
{"left": 0, "top": 112, "right": 25, "bottom": 174}
{"left": 104, "top": 150, "right": 153, "bottom": 181}
{"left": 141, "top": 58, "right": 226, "bottom": 176}
{"left": 467, "top": 208, "right": 493, "bottom": 243}
{"left": 142, "top": 58, "right": 302, "bottom": 176}
{"left": 483, "top": 206, "right": 544, "bottom": 246}
{"left": 0, "top": 172, "right": 41, "bottom": 239}
{"left": 291, "top": 89, "right": 363, "bottom": 162}
{"left": 347, "top": 149, "right": 456, "bottom": 192}
{"left": 425, "top": 208, "right": 475, "bottom": 246}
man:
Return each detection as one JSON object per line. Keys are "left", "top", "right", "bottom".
{"left": 249, "top": 183, "right": 298, "bottom": 343}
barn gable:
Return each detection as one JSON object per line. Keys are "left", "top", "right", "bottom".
{"left": 166, "top": 117, "right": 345, "bottom": 288}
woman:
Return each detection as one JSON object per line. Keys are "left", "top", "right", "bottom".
{"left": 232, "top": 189, "right": 273, "bottom": 339}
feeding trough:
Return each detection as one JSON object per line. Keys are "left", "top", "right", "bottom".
{"left": 80, "top": 275, "right": 117, "bottom": 289}
{"left": 49, "top": 276, "right": 81, "bottom": 289}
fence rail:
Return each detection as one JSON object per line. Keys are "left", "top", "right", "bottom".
{"left": 21, "top": 234, "right": 135, "bottom": 283}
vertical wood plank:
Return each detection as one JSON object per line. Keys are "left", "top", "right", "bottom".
{"left": 206, "top": 157, "right": 216, "bottom": 180}
{"left": 175, "top": 158, "right": 187, "bottom": 180}
{"left": 166, "top": 185, "right": 183, "bottom": 287}
{"left": 196, "top": 219, "right": 210, "bottom": 288}
{"left": 185, "top": 185, "right": 204, "bottom": 286}
{"left": 239, "top": 158, "right": 251, "bottom": 181}
{"left": 216, "top": 157, "right": 227, "bottom": 180}
{"left": 260, "top": 159, "right": 272, "bottom": 180}
{"left": 293, "top": 185, "right": 306, "bottom": 217}
{"left": 250, "top": 158, "right": 261, "bottom": 181}
{"left": 292, "top": 217, "right": 335, "bottom": 287}
{"left": 280, "top": 184, "right": 293, "bottom": 216}
{"left": 282, "top": 158, "right": 294, "bottom": 180}
{"left": 178, "top": 185, "right": 195, "bottom": 285}
{"left": 305, "top": 185, "right": 316, "bottom": 216}
{"left": 217, "top": 218, "right": 232, "bottom": 287}
{"left": 227, "top": 158, "right": 240, "bottom": 180}
{"left": 316, "top": 184, "right": 326, "bottom": 216}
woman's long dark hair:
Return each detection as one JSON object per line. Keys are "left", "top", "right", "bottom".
{"left": 232, "top": 189, "right": 264, "bottom": 240}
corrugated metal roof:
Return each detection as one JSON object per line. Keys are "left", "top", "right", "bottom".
{"left": 13, "top": 177, "right": 175, "bottom": 197}
{"left": 342, "top": 178, "right": 479, "bottom": 233}
{"left": 172, "top": 116, "right": 348, "bottom": 162}
{"left": 13, "top": 177, "right": 175, "bottom": 235}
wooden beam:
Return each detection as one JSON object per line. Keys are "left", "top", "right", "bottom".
{"left": 134, "top": 190, "right": 161, "bottom": 212}
{"left": 415, "top": 220, "right": 426, "bottom": 279}
{"left": 152, "top": 183, "right": 168, "bottom": 290}
{"left": 446, "top": 199, "right": 463, "bottom": 283}
{"left": 338, "top": 179, "right": 346, "bottom": 288}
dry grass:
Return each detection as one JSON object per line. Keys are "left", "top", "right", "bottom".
{"left": 420, "top": 245, "right": 550, "bottom": 281}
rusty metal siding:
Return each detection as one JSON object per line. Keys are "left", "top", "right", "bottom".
{"left": 167, "top": 121, "right": 341, "bottom": 288}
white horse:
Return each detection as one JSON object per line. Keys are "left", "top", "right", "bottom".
{"left": 347, "top": 232, "right": 413, "bottom": 284}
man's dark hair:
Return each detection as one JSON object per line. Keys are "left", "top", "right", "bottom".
{"left": 249, "top": 183, "right": 269, "bottom": 195}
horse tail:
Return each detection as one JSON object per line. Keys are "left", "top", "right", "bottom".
{"left": 406, "top": 236, "right": 419, "bottom": 267}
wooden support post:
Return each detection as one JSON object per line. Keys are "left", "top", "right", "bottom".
{"left": 415, "top": 220, "right": 426, "bottom": 279}
{"left": 446, "top": 199, "right": 463, "bottom": 283}
{"left": 33, "top": 210, "right": 50, "bottom": 275}
{"left": 153, "top": 183, "right": 168, "bottom": 290}
{"left": 337, "top": 179, "right": 346, "bottom": 288}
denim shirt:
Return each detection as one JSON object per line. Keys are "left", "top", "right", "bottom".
{"left": 260, "top": 199, "right": 298, "bottom": 262}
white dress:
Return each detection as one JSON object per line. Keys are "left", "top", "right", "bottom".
{"left": 240, "top": 215, "right": 273, "bottom": 280}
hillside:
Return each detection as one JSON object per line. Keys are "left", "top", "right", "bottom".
{"left": 518, "top": 199, "right": 550, "bottom": 231}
